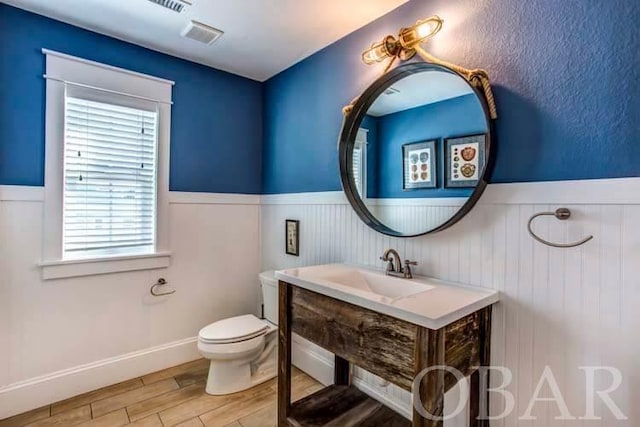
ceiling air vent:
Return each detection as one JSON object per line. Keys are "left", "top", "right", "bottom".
{"left": 181, "top": 20, "right": 224, "bottom": 45}
{"left": 147, "top": 0, "right": 191, "bottom": 13}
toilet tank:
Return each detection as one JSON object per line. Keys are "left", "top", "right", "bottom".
{"left": 259, "top": 270, "right": 279, "bottom": 325}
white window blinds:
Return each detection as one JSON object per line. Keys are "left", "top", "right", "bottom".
{"left": 353, "top": 128, "right": 368, "bottom": 198}
{"left": 353, "top": 146, "right": 364, "bottom": 197}
{"left": 63, "top": 93, "right": 158, "bottom": 258}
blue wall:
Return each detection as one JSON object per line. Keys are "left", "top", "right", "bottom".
{"left": 374, "top": 94, "right": 484, "bottom": 198}
{"left": 0, "top": 4, "right": 263, "bottom": 193}
{"left": 263, "top": 0, "right": 640, "bottom": 194}
{"left": 2, "top": 1, "right": 639, "bottom": 195}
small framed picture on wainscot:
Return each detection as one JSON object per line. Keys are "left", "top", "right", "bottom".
{"left": 285, "top": 219, "right": 300, "bottom": 256}
{"left": 444, "top": 134, "right": 486, "bottom": 188}
{"left": 402, "top": 140, "right": 437, "bottom": 190}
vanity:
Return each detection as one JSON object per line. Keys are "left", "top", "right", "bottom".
{"left": 276, "top": 264, "right": 499, "bottom": 427}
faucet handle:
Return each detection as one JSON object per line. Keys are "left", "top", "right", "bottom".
{"left": 403, "top": 260, "right": 418, "bottom": 279}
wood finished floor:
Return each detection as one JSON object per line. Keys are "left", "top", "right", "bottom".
{"left": 0, "top": 359, "right": 323, "bottom": 427}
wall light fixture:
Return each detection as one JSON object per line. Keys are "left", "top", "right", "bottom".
{"left": 361, "top": 16, "right": 443, "bottom": 66}
{"left": 358, "top": 15, "right": 497, "bottom": 119}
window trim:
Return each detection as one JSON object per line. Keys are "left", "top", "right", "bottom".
{"left": 41, "top": 49, "right": 173, "bottom": 280}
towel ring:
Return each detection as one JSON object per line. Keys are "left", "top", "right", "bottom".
{"left": 527, "top": 208, "right": 593, "bottom": 248}
{"left": 150, "top": 278, "right": 176, "bottom": 297}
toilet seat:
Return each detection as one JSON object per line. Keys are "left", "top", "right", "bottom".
{"left": 199, "top": 314, "right": 269, "bottom": 344}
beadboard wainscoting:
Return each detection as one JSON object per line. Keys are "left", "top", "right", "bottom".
{"left": 366, "top": 198, "right": 466, "bottom": 236}
{"left": 261, "top": 178, "right": 640, "bottom": 427}
{"left": 0, "top": 188, "right": 262, "bottom": 419}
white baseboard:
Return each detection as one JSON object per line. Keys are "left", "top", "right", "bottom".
{"left": 291, "top": 335, "right": 334, "bottom": 386}
{"left": 0, "top": 337, "right": 200, "bottom": 419}
{"left": 2, "top": 332, "right": 459, "bottom": 422}
{"left": 352, "top": 376, "right": 412, "bottom": 419}
{"left": 291, "top": 335, "right": 412, "bottom": 420}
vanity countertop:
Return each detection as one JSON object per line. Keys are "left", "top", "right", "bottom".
{"left": 275, "top": 263, "right": 499, "bottom": 330}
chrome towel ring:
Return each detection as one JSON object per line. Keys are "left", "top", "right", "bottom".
{"left": 150, "top": 278, "right": 176, "bottom": 296}
{"left": 527, "top": 208, "right": 593, "bottom": 248}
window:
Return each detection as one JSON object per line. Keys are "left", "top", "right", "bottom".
{"left": 353, "top": 144, "right": 364, "bottom": 196}
{"left": 63, "top": 95, "right": 158, "bottom": 258}
{"left": 353, "top": 128, "right": 368, "bottom": 198}
{"left": 40, "top": 50, "right": 173, "bottom": 279}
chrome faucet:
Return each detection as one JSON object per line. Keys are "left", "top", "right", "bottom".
{"left": 380, "top": 248, "right": 402, "bottom": 274}
{"left": 380, "top": 249, "right": 418, "bottom": 279}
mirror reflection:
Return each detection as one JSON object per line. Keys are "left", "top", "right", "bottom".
{"left": 351, "top": 68, "right": 489, "bottom": 235}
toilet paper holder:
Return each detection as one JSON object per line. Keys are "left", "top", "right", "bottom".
{"left": 150, "top": 278, "right": 176, "bottom": 296}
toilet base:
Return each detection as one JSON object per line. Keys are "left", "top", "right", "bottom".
{"left": 204, "top": 358, "right": 277, "bottom": 395}
{"left": 202, "top": 332, "right": 278, "bottom": 396}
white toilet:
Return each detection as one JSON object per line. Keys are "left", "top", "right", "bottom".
{"left": 198, "top": 271, "right": 279, "bottom": 395}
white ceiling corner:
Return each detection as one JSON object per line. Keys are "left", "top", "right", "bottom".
{"left": 1, "top": 0, "right": 408, "bottom": 81}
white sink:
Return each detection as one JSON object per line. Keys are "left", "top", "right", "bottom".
{"left": 321, "top": 269, "right": 433, "bottom": 300}
{"left": 275, "top": 264, "right": 500, "bottom": 330}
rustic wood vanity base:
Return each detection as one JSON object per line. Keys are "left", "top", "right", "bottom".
{"left": 278, "top": 281, "right": 493, "bottom": 427}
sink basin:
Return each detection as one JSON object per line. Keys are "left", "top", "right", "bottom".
{"left": 275, "top": 264, "right": 500, "bottom": 330}
{"left": 320, "top": 268, "right": 434, "bottom": 300}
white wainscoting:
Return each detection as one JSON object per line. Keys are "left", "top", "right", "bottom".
{"left": 2, "top": 179, "right": 639, "bottom": 424}
{"left": 261, "top": 178, "right": 640, "bottom": 427}
{"left": 367, "top": 198, "right": 466, "bottom": 236}
{"left": 0, "top": 187, "right": 262, "bottom": 419}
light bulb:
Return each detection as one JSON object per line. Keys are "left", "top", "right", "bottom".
{"left": 417, "top": 20, "right": 438, "bottom": 38}
{"left": 362, "top": 43, "right": 387, "bottom": 64}
{"left": 399, "top": 16, "right": 443, "bottom": 48}
{"left": 361, "top": 36, "right": 400, "bottom": 65}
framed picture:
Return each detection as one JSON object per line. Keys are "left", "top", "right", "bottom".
{"left": 444, "top": 134, "right": 486, "bottom": 188}
{"left": 402, "top": 140, "right": 437, "bottom": 190}
{"left": 285, "top": 219, "right": 299, "bottom": 256}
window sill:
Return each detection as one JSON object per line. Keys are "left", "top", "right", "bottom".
{"left": 39, "top": 252, "right": 171, "bottom": 280}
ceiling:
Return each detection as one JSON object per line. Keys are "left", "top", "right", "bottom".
{"left": 368, "top": 70, "right": 474, "bottom": 116}
{"left": 1, "top": 0, "right": 408, "bottom": 81}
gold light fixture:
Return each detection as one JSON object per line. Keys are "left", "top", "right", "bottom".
{"left": 398, "top": 16, "right": 443, "bottom": 54}
{"left": 356, "top": 15, "right": 497, "bottom": 119}
{"left": 362, "top": 35, "right": 401, "bottom": 65}
{"left": 361, "top": 16, "right": 443, "bottom": 65}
